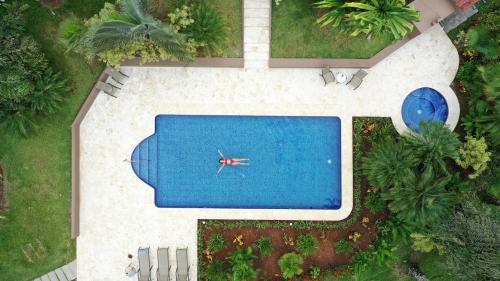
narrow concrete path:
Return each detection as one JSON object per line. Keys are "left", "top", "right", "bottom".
{"left": 244, "top": 0, "right": 271, "bottom": 69}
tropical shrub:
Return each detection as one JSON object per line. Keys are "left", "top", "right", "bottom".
{"left": 228, "top": 247, "right": 258, "bottom": 281}
{"left": 316, "top": 0, "right": 353, "bottom": 32}
{"left": 466, "top": 25, "right": 499, "bottom": 59}
{"left": 168, "top": 4, "right": 195, "bottom": 32}
{"left": 437, "top": 202, "right": 500, "bottom": 280}
{"left": 402, "top": 122, "right": 461, "bottom": 175}
{"left": 278, "top": 252, "right": 304, "bottom": 279}
{"left": 335, "top": 239, "right": 355, "bottom": 254}
{"left": 79, "top": 0, "right": 193, "bottom": 65}
{"left": 58, "top": 17, "right": 87, "bottom": 54}
{"left": 410, "top": 233, "right": 445, "bottom": 255}
{"left": 364, "top": 191, "right": 385, "bottom": 213}
{"left": 184, "top": 5, "right": 227, "bottom": 56}
{"left": 0, "top": 2, "right": 67, "bottom": 135}
{"left": 344, "top": 0, "right": 419, "bottom": 40}
{"left": 382, "top": 170, "right": 458, "bottom": 230}
{"left": 201, "top": 260, "right": 229, "bottom": 281}
{"left": 207, "top": 233, "right": 227, "bottom": 252}
{"left": 29, "top": 69, "right": 67, "bottom": 114}
{"left": 461, "top": 64, "right": 500, "bottom": 147}
{"left": 254, "top": 235, "right": 273, "bottom": 257}
{"left": 316, "top": 0, "right": 419, "bottom": 40}
{"left": 309, "top": 265, "right": 321, "bottom": 279}
{"left": 295, "top": 234, "right": 318, "bottom": 256}
{"left": 456, "top": 136, "right": 491, "bottom": 179}
{"left": 362, "top": 140, "right": 418, "bottom": 190}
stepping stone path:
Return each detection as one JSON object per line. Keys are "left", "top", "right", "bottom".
{"left": 33, "top": 260, "right": 76, "bottom": 281}
{"left": 244, "top": 0, "right": 271, "bottom": 69}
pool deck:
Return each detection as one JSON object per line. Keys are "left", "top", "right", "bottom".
{"left": 77, "top": 25, "right": 459, "bottom": 280}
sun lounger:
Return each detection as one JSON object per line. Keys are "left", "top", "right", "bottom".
{"left": 104, "top": 67, "right": 129, "bottom": 85}
{"left": 320, "top": 68, "right": 336, "bottom": 86}
{"left": 176, "top": 248, "right": 189, "bottom": 281}
{"left": 347, "top": 70, "right": 368, "bottom": 90}
{"left": 138, "top": 247, "right": 152, "bottom": 281}
{"left": 157, "top": 247, "right": 171, "bottom": 281}
{"left": 95, "top": 81, "right": 120, "bottom": 98}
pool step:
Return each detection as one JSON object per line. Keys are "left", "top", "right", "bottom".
{"left": 131, "top": 134, "right": 158, "bottom": 188}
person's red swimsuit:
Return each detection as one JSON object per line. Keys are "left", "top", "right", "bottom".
{"left": 223, "top": 159, "right": 237, "bottom": 165}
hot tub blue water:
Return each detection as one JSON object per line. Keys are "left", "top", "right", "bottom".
{"left": 131, "top": 115, "right": 342, "bottom": 210}
{"left": 402, "top": 87, "right": 448, "bottom": 132}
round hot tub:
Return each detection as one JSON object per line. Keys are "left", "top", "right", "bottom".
{"left": 402, "top": 87, "right": 449, "bottom": 132}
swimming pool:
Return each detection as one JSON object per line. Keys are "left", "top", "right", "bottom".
{"left": 131, "top": 115, "right": 342, "bottom": 210}
{"left": 402, "top": 87, "right": 448, "bottom": 132}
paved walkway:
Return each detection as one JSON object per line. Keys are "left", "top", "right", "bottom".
{"left": 244, "top": 0, "right": 270, "bottom": 69}
{"left": 77, "top": 26, "right": 459, "bottom": 281}
{"left": 33, "top": 260, "right": 76, "bottom": 281}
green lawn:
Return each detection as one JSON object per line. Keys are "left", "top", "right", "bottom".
{"left": 271, "top": 0, "right": 393, "bottom": 58}
{"left": 168, "top": 0, "right": 243, "bottom": 57}
{"left": 0, "top": 1, "right": 105, "bottom": 279}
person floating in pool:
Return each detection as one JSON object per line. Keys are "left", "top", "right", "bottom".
{"left": 218, "top": 150, "right": 249, "bottom": 174}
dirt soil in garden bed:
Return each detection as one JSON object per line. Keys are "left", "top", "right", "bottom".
{"left": 40, "top": 0, "right": 64, "bottom": 8}
{"left": 201, "top": 197, "right": 386, "bottom": 280}
{"left": 200, "top": 118, "right": 390, "bottom": 280}
{"left": 0, "top": 164, "right": 8, "bottom": 212}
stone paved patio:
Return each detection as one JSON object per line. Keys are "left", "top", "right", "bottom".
{"left": 77, "top": 25, "right": 459, "bottom": 281}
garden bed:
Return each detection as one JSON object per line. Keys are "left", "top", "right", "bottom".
{"left": 167, "top": 0, "right": 243, "bottom": 58}
{"left": 271, "top": 0, "right": 394, "bottom": 59}
{"left": 198, "top": 118, "right": 394, "bottom": 280}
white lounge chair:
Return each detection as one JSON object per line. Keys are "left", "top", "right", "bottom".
{"left": 95, "top": 81, "right": 120, "bottom": 98}
{"left": 138, "top": 247, "right": 152, "bottom": 281}
{"left": 176, "top": 248, "right": 189, "bottom": 281}
{"left": 157, "top": 247, "right": 171, "bottom": 281}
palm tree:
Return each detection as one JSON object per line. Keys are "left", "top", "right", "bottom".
{"left": 86, "top": 0, "right": 191, "bottom": 60}
{"left": 403, "top": 121, "right": 461, "bottom": 176}
{"left": 363, "top": 139, "right": 419, "bottom": 190}
{"left": 344, "top": 0, "right": 419, "bottom": 40}
{"left": 382, "top": 169, "right": 457, "bottom": 230}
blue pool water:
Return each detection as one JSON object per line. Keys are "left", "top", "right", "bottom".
{"left": 131, "top": 115, "right": 342, "bottom": 209}
{"left": 402, "top": 87, "right": 448, "bottom": 132}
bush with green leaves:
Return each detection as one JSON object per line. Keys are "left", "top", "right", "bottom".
{"left": 184, "top": 5, "right": 227, "bottom": 56}
{"left": 335, "top": 239, "right": 355, "bottom": 254}
{"left": 278, "top": 252, "right": 303, "bottom": 279}
{"left": 207, "top": 233, "right": 227, "bottom": 252}
{"left": 309, "top": 265, "right": 321, "bottom": 279}
{"left": 200, "top": 260, "right": 229, "bottom": 281}
{"left": 410, "top": 233, "right": 446, "bottom": 255}
{"left": 75, "top": 0, "right": 193, "bottom": 65}
{"left": 364, "top": 191, "right": 385, "bottom": 213}
{"left": 456, "top": 136, "right": 491, "bottom": 179}
{"left": 58, "top": 16, "right": 87, "bottom": 54}
{"left": 254, "top": 235, "right": 273, "bottom": 257}
{"left": 382, "top": 170, "right": 458, "bottom": 231}
{"left": 461, "top": 64, "right": 500, "bottom": 147}
{"left": 295, "top": 234, "right": 319, "bottom": 256}
{"left": 437, "top": 201, "right": 500, "bottom": 280}
{"left": 316, "top": 0, "right": 420, "bottom": 41}
{"left": 0, "top": 2, "right": 67, "bottom": 135}
{"left": 362, "top": 140, "right": 418, "bottom": 190}
{"left": 228, "top": 247, "right": 259, "bottom": 281}
{"left": 466, "top": 25, "right": 499, "bottom": 60}
{"left": 403, "top": 122, "right": 461, "bottom": 175}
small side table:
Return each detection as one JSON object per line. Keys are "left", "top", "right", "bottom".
{"left": 125, "top": 263, "right": 138, "bottom": 278}
{"left": 336, "top": 72, "right": 347, "bottom": 84}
